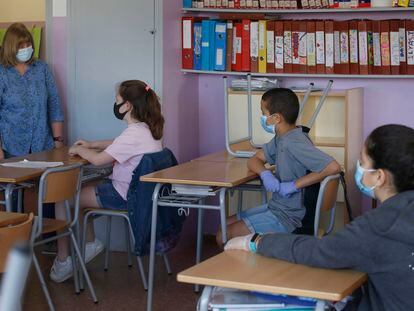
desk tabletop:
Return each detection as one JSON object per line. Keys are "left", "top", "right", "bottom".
{"left": 140, "top": 160, "right": 258, "bottom": 188}
{"left": 0, "top": 147, "right": 86, "bottom": 183}
{"left": 177, "top": 250, "right": 367, "bottom": 301}
{"left": 0, "top": 212, "right": 29, "bottom": 228}
{"left": 193, "top": 141, "right": 259, "bottom": 163}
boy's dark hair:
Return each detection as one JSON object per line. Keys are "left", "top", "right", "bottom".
{"left": 366, "top": 124, "right": 414, "bottom": 193}
{"left": 261, "top": 88, "right": 299, "bottom": 125}
{"left": 118, "top": 80, "right": 164, "bottom": 140}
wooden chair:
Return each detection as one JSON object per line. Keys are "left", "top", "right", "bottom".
{"left": 0, "top": 213, "right": 33, "bottom": 273}
{"left": 32, "top": 164, "right": 97, "bottom": 311}
{"left": 313, "top": 174, "right": 340, "bottom": 238}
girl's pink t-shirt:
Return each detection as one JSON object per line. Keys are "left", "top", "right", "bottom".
{"left": 104, "top": 122, "right": 162, "bottom": 200}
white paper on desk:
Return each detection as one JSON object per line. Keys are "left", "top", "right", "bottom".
{"left": 0, "top": 159, "right": 64, "bottom": 169}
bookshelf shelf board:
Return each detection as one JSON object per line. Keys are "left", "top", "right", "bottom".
{"left": 182, "top": 7, "right": 414, "bottom": 14}
{"left": 182, "top": 69, "right": 414, "bottom": 79}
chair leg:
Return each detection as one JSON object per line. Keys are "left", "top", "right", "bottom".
{"left": 124, "top": 218, "right": 132, "bottom": 268}
{"left": 80, "top": 212, "right": 93, "bottom": 291}
{"left": 162, "top": 254, "right": 172, "bottom": 275}
{"left": 104, "top": 216, "right": 111, "bottom": 271}
{"left": 136, "top": 256, "right": 148, "bottom": 291}
{"left": 70, "top": 237, "right": 80, "bottom": 294}
{"left": 70, "top": 231, "right": 98, "bottom": 303}
{"left": 32, "top": 253, "right": 55, "bottom": 311}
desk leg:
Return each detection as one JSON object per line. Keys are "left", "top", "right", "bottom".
{"left": 147, "top": 183, "right": 162, "bottom": 311}
{"left": 219, "top": 188, "right": 227, "bottom": 244}
{"left": 194, "top": 201, "right": 205, "bottom": 293}
{"left": 4, "top": 184, "right": 14, "bottom": 212}
{"left": 198, "top": 286, "right": 213, "bottom": 311}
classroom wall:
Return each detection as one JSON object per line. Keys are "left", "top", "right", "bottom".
{"left": 0, "top": 0, "right": 45, "bottom": 23}
{"left": 163, "top": 1, "right": 200, "bottom": 163}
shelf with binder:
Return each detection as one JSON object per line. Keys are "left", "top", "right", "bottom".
{"left": 182, "top": 7, "right": 414, "bottom": 14}
{"left": 182, "top": 69, "right": 414, "bottom": 78}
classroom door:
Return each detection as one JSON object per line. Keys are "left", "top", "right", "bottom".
{"left": 67, "top": 0, "right": 156, "bottom": 141}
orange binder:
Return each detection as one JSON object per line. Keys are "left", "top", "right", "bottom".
{"left": 226, "top": 21, "right": 234, "bottom": 72}
{"left": 182, "top": 17, "right": 196, "bottom": 69}
{"left": 407, "top": 20, "right": 414, "bottom": 75}
{"left": 390, "top": 20, "right": 400, "bottom": 75}
{"left": 307, "top": 21, "right": 316, "bottom": 74}
{"left": 372, "top": 20, "right": 382, "bottom": 75}
{"left": 325, "top": 20, "right": 334, "bottom": 74}
{"left": 283, "top": 21, "right": 293, "bottom": 73}
{"left": 266, "top": 20, "right": 275, "bottom": 73}
{"left": 399, "top": 20, "right": 407, "bottom": 75}
{"left": 358, "top": 20, "right": 369, "bottom": 75}
{"left": 250, "top": 21, "right": 259, "bottom": 73}
{"left": 232, "top": 22, "right": 243, "bottom": 72}
{"left": 292, "top": 21, "right": 300, "bottom": 73}
{"left": 275, "top": 21, "right": 284, "bottom": 73}
{"left": 333, "top": 21, "right": 341, "bottom": 74}
{"left": 316, "top": 21, "right": 325, "bottom": 74}
{"left": 349, "top": 20, "right": 359, "bottom": 75}
{"left": 241, "top": 19, "right": 251, "bottom": 72}
{"left": 380, "top": 20, "right": 391, "bottom": 75}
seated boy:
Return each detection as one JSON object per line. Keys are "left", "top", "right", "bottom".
{"left": 216, "top": 88, "right": 341, "bottom": 245}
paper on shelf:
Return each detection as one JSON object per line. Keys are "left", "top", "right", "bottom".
{"left": 0, "top": 159, "right": 64, "bottom": 169}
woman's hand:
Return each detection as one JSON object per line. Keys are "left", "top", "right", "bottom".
{"left": 224, "top": 234, "right": 253, "bottom": 252}
{"left": 74, "top": 139, "right": 92, "bottom": 148}
{"left": 54, "top": 141, "right": 64, "bottom": 149}
{"left": 68, "top": 145, "right": 79, "bottom": 156}
{"left": 0, "top": 149, "right": 4, "bottom": 160}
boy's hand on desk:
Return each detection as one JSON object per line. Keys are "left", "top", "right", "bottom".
{"left": 260, "top": 170, "right": 280, "bottom": 193}
{"left": 278, "top": 181, "right": 299, "bottom": 198}
{"left": 224, "top": 234, "right": 253, "bottom": 252}
{"left": 74, "top": 139, "right": 91, "bottom": 148}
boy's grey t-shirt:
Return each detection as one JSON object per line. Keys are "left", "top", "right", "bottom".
{"left": 263, "top": 127, "right": 334, "bottom": 232}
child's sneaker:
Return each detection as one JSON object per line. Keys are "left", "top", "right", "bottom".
{"left": 85, "top": 238, "right": 104, "bottom": 263}
{"left": 50, "top": 256, "right": 73, "bottom": 283}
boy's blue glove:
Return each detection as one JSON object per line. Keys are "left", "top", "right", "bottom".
{"left": 278, "top": 181, "right": 299, "bottom": 198}
{"left": 259, "top": 170, "right": 280, "bottom": 193}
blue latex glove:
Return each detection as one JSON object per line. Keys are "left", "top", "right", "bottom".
{"left": 259, "top": 170, "right": 280, "bottom": 193}
{"left": 278, "top": 181, "right": 299, "bottom": 198}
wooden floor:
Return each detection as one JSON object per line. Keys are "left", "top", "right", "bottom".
{"left": 23, "top": 237, "right": 221, "bottom": 311}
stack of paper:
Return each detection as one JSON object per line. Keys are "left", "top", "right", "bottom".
{"left": 0, "top": 159, "right": 63, "bottom": 169}
{"left": 172, "top": 185, "right": 216, "bottom": 196}
{"left": 231, "top": 78, "right": 279, "bottom": 91}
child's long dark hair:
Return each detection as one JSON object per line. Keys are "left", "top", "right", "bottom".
{"left": 118, "top": 80, "right": 164, "bottom": 140}
{"left": 365, "top": 124, "right": 414, "bottom": 193}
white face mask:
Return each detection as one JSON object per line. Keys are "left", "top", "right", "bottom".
{"left": 16, "top": 46, "right": 33, "bottom": 63}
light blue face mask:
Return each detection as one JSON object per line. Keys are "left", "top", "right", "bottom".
{"left": 260, "top": 115, "right": 276, "bottom": 134}
{"left": 354, "top": 160, "right": 378, "bottom": 199}
{"left": 16, "top": 46, "right": 34, "bottom": 63}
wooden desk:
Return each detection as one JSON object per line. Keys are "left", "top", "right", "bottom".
{"left": 0, "top": 147, "right": 86, "bottom": 184}
{"left": 178, "top": 250, "right": 367, "bottom": 309}
{"left": 0, "top": 212, "right": 28, "bottom": 228}
{"left": 141, "top": 160, "right": 257, "bottom": 188}
{"left": 0, "top": 147, "right": 86, "bottom": 212}
{"left": 141, "top": 157, "right": 259, "bottom": 311}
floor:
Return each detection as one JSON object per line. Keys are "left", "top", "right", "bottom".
{"left": 23, "top": 237, "right": 221, "bottom": 311}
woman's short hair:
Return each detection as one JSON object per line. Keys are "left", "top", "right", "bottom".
{"left": 0, "top": 23, "right": 35, "bottom": 67}
{"left": 366, "top": 124, "right": 414, "bottom": 193}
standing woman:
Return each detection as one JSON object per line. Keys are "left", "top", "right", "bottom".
{"left": 0, "top": 22, "right": 64, "bottom": 161}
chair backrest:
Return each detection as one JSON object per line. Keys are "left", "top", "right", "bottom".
{"left": 35, "top": 164, "right": 82, "bottom": 239}
{"left": 38, "top": 164, "right": 82, "bottom": 204}
{"left": 0, "top": 213, "right": 34, "bottom": 272}
{"left": 313, "top": 174, "right": 340, "bottom": 237}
